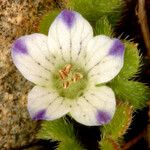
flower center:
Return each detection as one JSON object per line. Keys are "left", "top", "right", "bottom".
{"left": 59, "top": 64, "right": 83, "bottom": 89}
{"left": 52, "top": 63, "right": 88, "bottom": 99}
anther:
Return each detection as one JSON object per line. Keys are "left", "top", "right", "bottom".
{"left": 59, "top": 70, "right": 67, "bottom": 80}
{"left": 63, "top": 81, "right": 70, "bottom": 89}
{"left": 64, "top": 64, "right": 72, "bottom": 74}
{"left": 72, "top": 73, "right": 83, "bottom": 82}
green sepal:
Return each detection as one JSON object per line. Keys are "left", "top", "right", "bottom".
{"left": 94, "top": 17, "right": 113, "bottom": 36}
{"left": 39, "top": 10, "right": 60, "bottom": 35}
{"left": 99, "top": 138, "right": 121, "bottom": 150}
{"left": 37, "top": 118, "right": 84, "bottom": 150}
{"left": 102, "top": 103, "right": 133, "bottom": 140}
{"left": 109, "top": 78, "right": 150, "bottom": 109}
{"left": 117, "top": 41, "right": 141, "bottom": 79}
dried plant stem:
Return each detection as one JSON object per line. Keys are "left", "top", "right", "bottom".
{"left": 136, "top": 0, "right": 150, "bottom": 57}
{"left": 122, "top": 129, "right": 145, "bottom": 150}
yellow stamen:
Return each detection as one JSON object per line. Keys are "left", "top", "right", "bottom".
{"left": 59, "top": 64, "right": 83, "bottom": 89}
{"left": 64, "top": 64, "right": 72, "bottom": 74}
{"left": 72, "top": 73, "right": 83, "bottom": 82}
{"left": 59, "top": 70, "right": 67, "bottom": 80}
{"left": 63, "top": 81, "right": 70, "bottom": 89}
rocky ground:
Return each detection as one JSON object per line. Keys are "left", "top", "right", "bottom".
{"left": 0, "top": 0, "right": 61, "bottom": 149}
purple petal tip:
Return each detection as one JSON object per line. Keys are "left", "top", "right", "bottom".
{"left": 12, "top": 38, "right": 28, "bottom": 54}
{"left": 59, "top": 10, "right": 76, "bottom": 28}
{"left": 33, "top": 110, "right": 46, "bottom": 120}
{"left": 96, "top": 111, "right": 112, "bottom": 124}
{"left": 109, "top": 39, "right": 124, "bottom": 56}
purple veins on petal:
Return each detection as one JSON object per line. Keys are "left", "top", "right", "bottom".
{"left": 12, "top": 38, "right": 28, "bottom": 54}
{"left": 59, "top": 10, "right": 76, "bottom": 28}
{"left": 33, "top": 109, "right": 46, "bottom": 120}
{"left": 96, "top": 111, "right": 112, "bottom": 124}
{"left": 109, "top": 39, "right": 124, "bottom": 57}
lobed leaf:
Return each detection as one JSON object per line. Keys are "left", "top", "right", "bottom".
{"left": 109, "top": 79, "right": 150, "bottom": 109}
{"left": 99, "top": 138, "right": 121, "bottom": 150}
{"left": 102, "top": 103, "right": 133, "bottom": 140}
{"left": 37, "top": 118, "right": 84, "bottom": 150}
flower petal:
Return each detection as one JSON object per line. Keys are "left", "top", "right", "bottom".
{"left": 28, "top": 86, "right": 70, "bottom": 120}
{"left": 70, "top": 86, "right": 116, "bottom": 126}
{"left": 85, "top": 35, "right": 124, "bottom": 84}
{"left": 12, "top": 33, "right": 56, "bottom": 86}
{"left": 48, "top": 10, "right": 93, "bottom": 63}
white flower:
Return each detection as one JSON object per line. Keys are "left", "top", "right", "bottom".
{"left": 11, "top": 10, "right": 124, "bottom": 126}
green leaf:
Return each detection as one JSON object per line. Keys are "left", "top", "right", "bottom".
{"left": 67, "top": 0, "right": 122, "bottom": 26}
{"left": 102, "top": 103, "right": 133, "bottom": 140}
{"left": 117, "top": 41, "right": 141, "bottom": 79}
{"left": 39, "top": 10, "right": 60, "bottom": 35}
{"left": 94, "top": 16, "right": 113, "bottom": 36}
{"left": 58, "top": 141, "right": 85, "bottom": 150}
{"left": 67, "top": 0, "right": 102, "bottom": 23}
{"left": 39, "top": 0, "right": 122, "bottom": 35}
{"left": 37, "top": 118, "right": 84, "bottom": 150}
{"left": 99, "top": 138, "right": 121, "bottom": 150}
{"left": 109, "top": 79, "right": 150, "bottom": 109}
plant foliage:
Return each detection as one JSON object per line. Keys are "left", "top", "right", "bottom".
{"left": 37, "top": 118, "right": 84, "bottom": 150}
{"left": 39, "top": 10, "right": 60, "bottom": 35}
{"left": 37, "top": 0, "right": 150, "bottom": 149}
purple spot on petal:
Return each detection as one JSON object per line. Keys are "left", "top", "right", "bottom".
{"left": 109, "top": 39, "right": 124, "bottom": 56}
{"left": 12, "top": 38, "right": 28, "bottom": 54}
{"left": 59, "top": 10, "right": 76, "bottom": 28}
{"left": 33, "top": 110, "right": 46, "bottom": 120}
{"left": 96, "top": 111, "right": 112, "bottom": 124}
